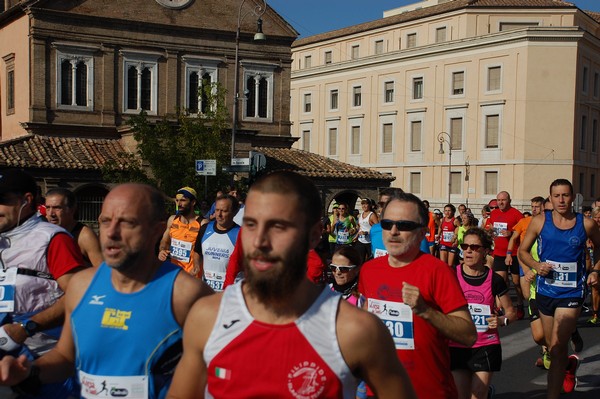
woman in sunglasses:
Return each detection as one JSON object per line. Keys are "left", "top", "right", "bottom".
{"left": 329, "top": 246, "right": 367, "bottom": 399}
{"left": 450, "top": 228, "right": 516, "bottom": 399}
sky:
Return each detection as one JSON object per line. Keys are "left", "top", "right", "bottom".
{"left": 268, "top": 0, "right": 600, "bottom": 38}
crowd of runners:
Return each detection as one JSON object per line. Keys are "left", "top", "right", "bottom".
{"left": 0, "top": 167, "right": 598, "bottom": 399}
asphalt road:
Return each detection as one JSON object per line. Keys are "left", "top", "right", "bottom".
{"left": 493, "top": 307, "right": 600, "bottom": 398}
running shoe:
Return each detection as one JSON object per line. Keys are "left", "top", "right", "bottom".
{"left": 535, "top": 357, "right": 544, "bottom": 368}
{"left": 570, "top": 329, "right": 583, "bottom": 353}
{"left": 543, "top": 350, "right": 551, "bottom": 370}
{"left": 587, "top": 315, "right": 599, "bottom": 325}
{"left": 516, "top": 304, "right": 525, "bottom": 320}
{"left": 562, "top": 354, "right": 580, "bottom": 393}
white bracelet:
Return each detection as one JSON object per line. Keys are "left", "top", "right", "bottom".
{"left": 0, "top": 325, "right": 21, "bottom": 351}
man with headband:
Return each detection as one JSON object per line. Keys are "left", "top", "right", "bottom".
{"left": 159, "top": 187, "right": 202, "bottom": 277}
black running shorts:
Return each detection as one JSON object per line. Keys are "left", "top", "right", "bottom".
{"left": 450, "top": 344, "right": 502, "bottom": 372}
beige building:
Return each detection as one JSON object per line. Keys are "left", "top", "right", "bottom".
{"left": 290, "top": 0, "right": 600, "bottom": 209}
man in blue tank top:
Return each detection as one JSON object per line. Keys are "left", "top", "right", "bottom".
{"left": 0, "top": 183, "right": 213, "bottom": 398}
{"left": 519, "top": 179, "right": 600, "bottom": 399}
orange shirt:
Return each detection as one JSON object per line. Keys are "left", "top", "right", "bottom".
{"left": 511, "top": 215, "right": 532, "bottom": 250}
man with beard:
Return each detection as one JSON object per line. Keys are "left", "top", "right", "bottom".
{"left": 167, "top": 171, "right": 416, "bottom": 399}
{"left": 0, "top": 183, "right": 213, "bottom": 398}
{"left": 159, "top": 187, "right": 202, "bottom": 276}
{"left": 359, "top": 192, "right": 476, "bottom": 399}
{"left": 45, "top": 188, "right": 103, "bottom": 267}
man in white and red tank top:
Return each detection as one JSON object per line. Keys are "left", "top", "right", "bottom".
{"left": 167, "top": 171, "right": 416, "bottom": 399}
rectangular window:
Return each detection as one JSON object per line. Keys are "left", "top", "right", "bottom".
{"left": 593, "top": 119, "right": 598, "bottom": 153}
{"left": 375, "top": 40, "right": 384, "bottom": 55}
{"left": 304, "top": 55, "right": 312, "bottom": 69}
{"left": 244, "top": 65, "right": 275, "bottom": 120}
{"left": 580, "top": 115, "right": 587, "bottom": 151}
{"left": 328, "top": 128, "right": 338, "bottom": 156}
{"left": 579, "top": 172, "right": 585, "bottom": 195}
{"left": 485, "top": 114, "right": 499, "bottom": 148}
{"left": 450, "top": 117, "right": 463, "bottom": 150}
{"left": 353, "top": 86, "right": 362, "bottom": 107}
{"left": 303, "top": 93, "right": 312, "bottom": 113}
{"left": 185, "top": 62, "right": 218, "bottom": 115}
{"left": 384, "top": 81, "right": 394, "bottom": 103}
{"left": 351, "top": 126, "right": 360, "bottom": 155}
{"left": 382, "top": 123, "right": 393, "bottom": 153}
{"left": 487, "top": 66, "right": 501, "bottom": 91}
{"left": 324, "top": 51, "right": 332, "bottom": 65}
{"left": 302, "top": 130, "right": 310, "bottom": 151}
{"left": 351, "top": 45, "right": 359, "bottom": 60}
{"left": 412, "top": 77, "right": 423, "bottom": 100}
{"left": 410, "top": 121, "right": 422, "bottom": 152}
{"left": 435, "top": 27, "right": 447, "bottom": 43}
{"left": 595, "top": 72, "right": 599, "bottom": 97}
{"left": 452, "top": 71, "right": 464, "bottom": 95}
{"left": 592, "top": 174, "right": 597, "bottom": 198}
{"left": 583, "top": 66, "right": 589, "bottom": 93}
{"left": 56, "top": 49, "right": 94, "bottom": 110}
{"left": 6, "top": 69, "right": 14, "bottom": 113}
{"left": 330, "top": 89, "right": 338, "bottom": 110}
{"left": 484, "top": 172, "right": 498, "bottom": 195}
{"left": 407, "top": 33, "right": 417, "bottom": 48}
{"left": 122, "top": 52, "right": 159, "bottom": 114}
{"left": 410, "top": 172, "right": 421, "bottom": 194}
{"left": 450, "top": 172, "right": 462, "bottom": 195}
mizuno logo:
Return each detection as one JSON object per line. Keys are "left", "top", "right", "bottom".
{"left": 89, "top": 295, "right": 106, "bottom": 305}
{"left": 223, "top": 320, "right": 240, "bottom": 329}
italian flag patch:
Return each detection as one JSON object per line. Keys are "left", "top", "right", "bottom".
{"left": 215, "top": 367, "right": 231, "bottom": 380}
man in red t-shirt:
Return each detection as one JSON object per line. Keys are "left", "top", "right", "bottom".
{"left": 359, "top": 192, "right": 476, "bottom": 399}
{"left": 487, "top": 190, "right": 525, "bottom": 318}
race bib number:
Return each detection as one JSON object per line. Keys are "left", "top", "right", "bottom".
{"left": 204, "top": 270, "right": 226, "bottom": 292}
{"left": 170, "top": 239, "right": 192, "bottom": 263}
{"left": 0, "top": 268, "right": 17, "bottom": 313}
{"left": 336, "top": 231, "right": 349, "bottom": 244}
{"left": 367, "top": 299, "right": 414, "bottom": 350}
{"left": 468, "top": 303, "right": 491, "bottom": 333}
{"left": 493, "top": 222, "right": 508, "bottom": 238}
{"left": 442, "top": 231, "right": 454, "bottom": 243}
{"left": 546, "top": 260, "right": 577, "bottom": 288}
{"left": 79, "top": 371, "right": 148, "bottom": 399}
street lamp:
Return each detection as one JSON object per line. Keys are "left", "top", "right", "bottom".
{"left": 438, "top": 131, "right": 452, "bottom": 205}
{"left": 231, "top": 0, "right": 267, "bottom": 162}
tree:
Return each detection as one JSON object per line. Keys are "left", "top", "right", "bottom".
{"left": 104, "top": 82, "right": 233, "bottom": 200}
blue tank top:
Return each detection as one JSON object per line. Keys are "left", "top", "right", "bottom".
{"left": 537, "top": 210, "right": 587, "bottom": 299}
{"left": 71, "top": 262, "right": 182, "bottom": 399}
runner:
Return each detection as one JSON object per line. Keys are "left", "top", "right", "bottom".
{"left": 519, "top": 179, "right": 600, "bottom": 397}
{"left": 438, "top": 204, "right": 459, "bottom": 266}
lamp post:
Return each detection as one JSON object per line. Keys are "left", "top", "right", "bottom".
{"left": 231, "top": 0, "right": 267, "bottom": 162}
{"left": 437, "top": 131, "right": 452, "bottom": 205}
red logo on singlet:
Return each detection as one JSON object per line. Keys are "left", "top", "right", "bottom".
{"left": 287, "top": 361, "right": 327, "bottom": 399}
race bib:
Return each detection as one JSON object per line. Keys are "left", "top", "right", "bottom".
{"left": 79, "top": 371, "right": 148, "bottom": 399}
{"left": 493, "top": 222, "right": 508, "bottom": 238}
{"left": 0, "top": 268, "right": 17, "bottom": 313}
{"left": 336, "top": 231, "right": 349, "bottom": 244}
{"left": 367, "top": 299, "right": 414, "bottom": 350}
{"left": 442, "top": 231, "right": 454, "bottom": 243}
{"left": 468, "top": 303, "right": 491, "bottom": 333}
{"left": 545, "top": 260, "right": 578, "bottom": 288}
{"left": 204, "top": 270, "right": 226, "bottom": 292}
{"left": 170, "top": 239, "right": 192, "bottom": 263}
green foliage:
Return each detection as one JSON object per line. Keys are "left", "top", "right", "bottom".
{"left": 109, "top": 82, "right": 233, "bottom": 199}
{"left": 101, "top": 152, "right": 155, "bottom": 186}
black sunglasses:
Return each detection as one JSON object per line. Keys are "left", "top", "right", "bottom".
{"left": 459, "top": 243, "right": 484, "bottom": 251}
{"left": 380, "top": 219, "right": 424, "bottom": 231}
{"left": 329, "top": 264, "right": 357, "bottom": 273}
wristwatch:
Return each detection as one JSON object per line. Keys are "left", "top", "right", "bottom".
{"left": 18, "top": 320, "right": 39, "bottom": 337}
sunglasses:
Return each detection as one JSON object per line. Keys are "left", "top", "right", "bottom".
{"left": 380, "top": 219, "right": 425, "bottom": 231}
{"left": 329, "top": 264, "right": 357, "bottom": 273}
{"left": 459, "top": 243, "right": 484, "bottom": 251}
{"left": 490, "top": 206, "right": 498, "bottom": 210}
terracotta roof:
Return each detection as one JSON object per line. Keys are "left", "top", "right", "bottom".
{"left": 254, "top": 146, "right": 395, "bottom": 181}
{"left": 0, "top": 134, "right": 136, "bottom": 170}
{"left": 586, "top": 10, "right": 600, "bottom": 23}
{"left": 294, "top": 0, "right": 577, "bottom": 46}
